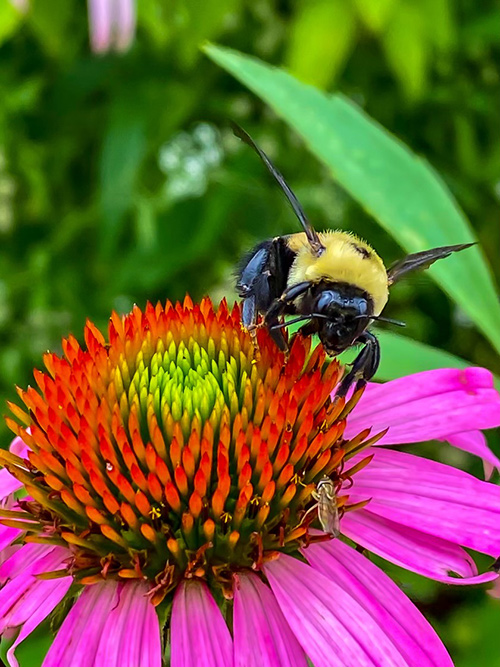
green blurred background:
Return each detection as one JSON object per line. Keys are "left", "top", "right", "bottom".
{"left": 1, "top": 0, "right": 500, "bottom": 665}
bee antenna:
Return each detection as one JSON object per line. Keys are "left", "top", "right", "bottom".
{"left": 365, "top": 315, "right": 406, "bottom": 327}
{"left": 269, "top": 313, "right": 331, "bottom": 331}
{"left": 231, "top": 122, "right": 325, "bottom": 257}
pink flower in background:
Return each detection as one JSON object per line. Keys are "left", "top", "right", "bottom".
{"left": 489, "top": 576, "right": 500, "bottom": 599}
{"left": 9, "top": 0, "right": 137, "bottom": 54}
{"left": 0, "top": 300, "right": 499, "bottom": 665}
{"left": 8, "top": 0, "right": 28, "bottom": 13}
{"left": 88, "top": 0, "right": 136, "bottom": 54}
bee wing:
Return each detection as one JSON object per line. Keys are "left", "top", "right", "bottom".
{"left": 231, "top": 122, "right": 325, "bottom": 257}
{"left": 387, "top": 243, "right": 475, "bottom": 285}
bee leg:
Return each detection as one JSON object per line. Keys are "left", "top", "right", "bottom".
{"left": 336, "top": 331, "right": 380, "bottom": 397}
{"left": 239, "top": 294, "right": 262, "bottom": 357}
{"left": 241, "top": 294, "right": 257, "bottom": 330}
{"left": 264, "top": 280, "right": 313, "bottom": 350}
{"left": 238, "top": 244, "right": 273, "bottom": 330}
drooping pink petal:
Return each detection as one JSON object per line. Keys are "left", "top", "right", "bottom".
{"left": 171, "top": 580, "right": 233, "bottom": 667}
{"left": 0, "top": 543, "right": 66, "bottom": 583}
{"left": 445, "top": 431, "right": 500, "bottom": 480}
{"left": 0, "top": 501, "right": 37, "bottom": 561}
{"left": 9, "top": 436, "right": 30, "bottom": 459}
{"left": 87, "top": 0, "right": 113, "bottom": 53}
{"left": 264, "top": 553, "right": 411, "bottom": 666}
{"left": 233, "top": 571, "right": 307, "bottom": 667}
{"left": 43, "top": 579, "right": 160, "bottom": 667}
{"left": 0, "top": 437, "right": 31, "bottom": 500}
{"left": 0, "top": 469, "right": 24, "bottom": 499}
{"left": 6, "top": 577, "right": 72, "bottom": 667}
{"left": 0, "top": 546, "right": 70, "bottom": 623}
{"left": 0, "top": 545, "right": 72, "bottom": 667}
{"left": 0, "top": 524, "right": 21, "bottom": 554}
{"left": 114, "top": 0, "right": 136, "bottom": 52}
{"left": 345, "top": 367, "right": 500, "bottom": 445}
{"left": 303, "top": 539, "right": 452, "bottom": 666}
{"left": 341, "top": 509, "right": 497, "bottom": 584}
{"left": 347, "top": 448, "right": 500, "bottom": 556}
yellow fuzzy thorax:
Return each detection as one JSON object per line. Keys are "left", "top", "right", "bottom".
{"left": 287, "top": 231, "right": 389, "bottom": 315}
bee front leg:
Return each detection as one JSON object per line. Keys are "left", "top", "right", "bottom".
{"left": 336, "top": 331, "right": 380, "bottom": 397}
{"left": 240, "top": 295, "right": 262, "bottom": 353}
{"left": 265, "top": 281, "right": 313, "bottom": 353}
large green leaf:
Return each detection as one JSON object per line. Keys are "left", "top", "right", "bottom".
{"left": 375, "top": 331, "right": 467, "bottom": 378}
{"left": 376, "top": 331, "right": 500, "bottom": 389}
{"left": 203, "top": 44, "right": 500, "bottom": 355}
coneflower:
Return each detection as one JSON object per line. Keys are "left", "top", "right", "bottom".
{"left": 1, "top": 297, "right": 499, "bottom": 666}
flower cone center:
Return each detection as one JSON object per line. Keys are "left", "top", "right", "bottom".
{"left": 2, "top": 297, "right": 378, "bottom": 604}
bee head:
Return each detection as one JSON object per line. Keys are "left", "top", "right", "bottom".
{"left": 311, "top": 283, "right": 373, "bottom": 355}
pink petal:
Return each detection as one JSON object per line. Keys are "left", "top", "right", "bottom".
{"left": 94, "top": 580, "right": 161, "bottom": 667}
{"left": 171, "top": 579, "right": 233, "bottom": 667}
{"left": 88, "top": 0, "right": 113, "bottom": 53}
{"left": 445, "top": 431, "right": 500, "bottom": 480}
{"left": 0, "top": 524, "right": 22, "bottom": 554}
{"left": 488, "top": 579, "right": 500, "bottom": 599}
{"left": 264, "top": 553, "right": 411, "bottom": 666}
{"left": 6, "top": 577, "right": 72, "bottom": 667}
{"left": 9, "top": 436, "right": 30, "bottom": 459}
{"left": 8, "top": 0, "right": 29, "bottom": 12}
{"left": 345, "top": 367, "right": 500, "bottom": 445}
{"left": 114, "top": 0, "right": 136, "bottom": 52}
{"left": 0, "top": 545, "right": 72, "bottom": 667}
{"left": 341, "top": 509, "right": 497, "bottom": 584}
{"left": 44, "top": 580, "right": 160, "bottom": 667}
{"left": 0, "top": 437, "right": 31, "bottom": 501}
{"left": 303, "top": 539, "right": 452, "bottom": 666}
{"left": 347, "top": 448, "right": 500, "bottom": 556}
{"left": 233, "top": 571, "right": 307, "bottom": 666}
{"left": 0, "top": 544, "right": 69, "bottom": 584}
{"left": 0, "top": 543, "right": 67, "bottom": 583}
{"left": 43, "top": 581, "right": 119, "bottom": 667}
{"left": 0, "top": 469, "right": 24, "bottom": 499}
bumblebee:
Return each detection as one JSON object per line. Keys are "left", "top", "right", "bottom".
{"left": 234, "top": 124, "right": 473, "bottom": 395}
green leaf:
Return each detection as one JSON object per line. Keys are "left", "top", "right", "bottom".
{"left": 382, "top": 3, "right": 428, "bottom": 101}
{"left": 422, "top": 0, "right": 456, "bottom": 52}
{"left": 2, "top": 618, "right": 52, "bottom": 667}
{"left": 286, "top": 0, "right": 357, "bottom": 89}
{"left": 175, "top": 0, "right": 240, "bottom": 67}
{"left": 376, "top": 332, "right": 500, "bottom": 389}
{"left": 0, "top": 0, "right": 24, "bottom": 46}
{"left": 203, "top": 44, "right": 500, "bottom": 355}
{"left": 353, "top": 0, "right": 396, "bottom": 33}
{"left": 99, "top": 107, "right": 147, "bottom": 257}
{"left": 28, "top": 0, "right": 76, "bottom": 58}
{"left": 375, "top": 331, "right": 468, "bottom": 379}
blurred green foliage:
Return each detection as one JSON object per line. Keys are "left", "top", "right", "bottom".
{"left": 1, "top": 0, "right": 500, "bottom": 665}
